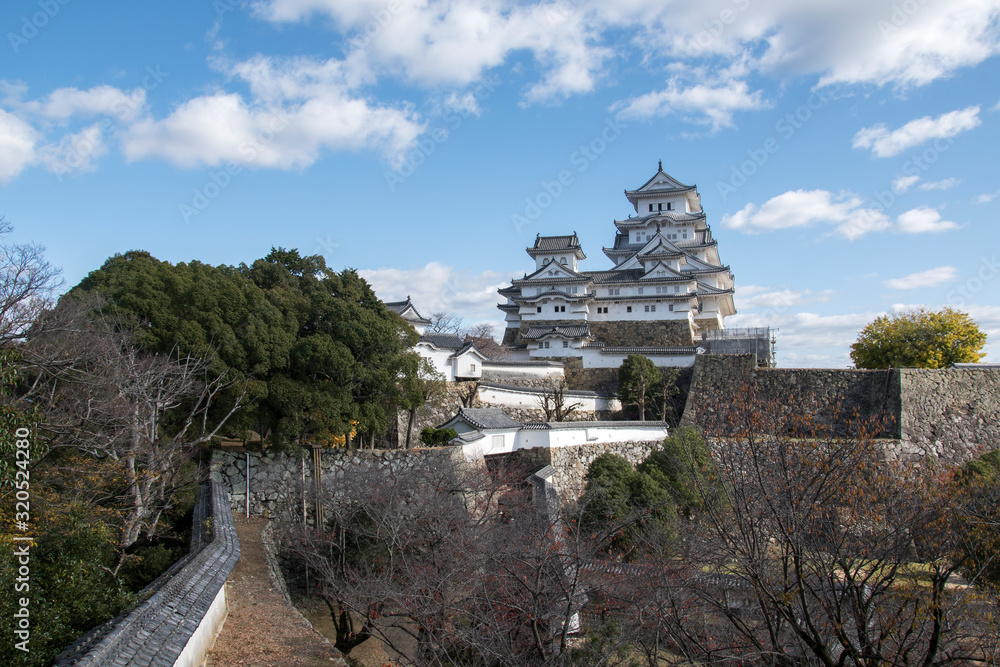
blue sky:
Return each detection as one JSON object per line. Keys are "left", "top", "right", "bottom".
{"left": 2, "top": 0, "right": 999, "bottom": 367}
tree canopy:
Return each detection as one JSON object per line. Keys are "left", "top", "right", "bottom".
{"left": 617, "top": 354, "right": 658, "bottom": 420}
{"left": 71, "top": 248, "right": 417, "bottom": 446}
{"left": 617, "top": 355, "right": 681, "bottom": 421}
{"left": 850, "top": 307, "right": 987, "bottom": 369}
{"left": 581, "top": 452, "right": 677, "bottom": 558}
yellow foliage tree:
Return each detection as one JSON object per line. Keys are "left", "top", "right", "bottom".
{"left": 850, "top": 307, "right": 987, "bottom": 369}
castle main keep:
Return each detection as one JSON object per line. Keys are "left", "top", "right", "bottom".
{"left": 499, "top": 164, "right": 768, "bottom": 369}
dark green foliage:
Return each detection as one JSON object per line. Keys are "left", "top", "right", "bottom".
{"left": 118, "top": 542, "right": 182, "bottom": 591}
{"left": 0, "top": 510, "right": 136, "bottom": 667}
{"left": 420, "top": 427, "right": 458, "bottom": 446}
{"left": 618, "top": 355, "right": 683, "bottom": 423}
{"left": 71, "top": 248, "right": 418, "bottom": 446}
{"left": 581, "top": 453, "right": 677, "bottom": 558}
{"left": 638, "top": 426, "right": 715, "bottom": 514}
{"left": 959, "top": 449, "right": 1000, "bottom": 483}
{"left": 618, "top": 355, "right": 659, "bottom": 420}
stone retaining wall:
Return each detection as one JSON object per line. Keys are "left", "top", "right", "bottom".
{"left": 681, "top": 355, "right": 1000, "bottom": 465}
{"left": 212, "top": 447, "right": 465, "bottom": 523}
{"left": 563, "top": 357, "right": 619, "bottom": 392}
{"left": 588, "top": 320, "right": 695, "bottom": 347}
{"left": 898, "top": 367, "right": 1000, "bottom": 465}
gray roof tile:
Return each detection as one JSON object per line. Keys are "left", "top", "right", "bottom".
{"left": 457, "top": 407, "right": 523, "bottom": 430}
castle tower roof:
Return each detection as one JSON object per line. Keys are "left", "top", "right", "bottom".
{"left": 624, "top": 162, "right": 702, "bottom": 214}
{"left": 385, "top": 295, "right": 432, "bottom": 325}
{"left": 526, "top": 233, "right": 586, "bottom": 260}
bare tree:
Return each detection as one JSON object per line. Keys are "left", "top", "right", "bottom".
{"left": 427, "top": 311, "right": 463, "bottom": 334}
{"left": 459, "top": 379, "right": 480, "bottom": 407}
{"left": 23, "top": 299, "right": 248, "bottom": 565}
{"left": 537, "top": 381, "right": 582, "bottom": 422}
{"left": 281, "top": 460, "right": 616, "bottom": 666}
{"left": 630, "top": 386, "right": 1000, "bottom": 665}
{"left": 462, "top": 321, "right": 510, "bottom": 360}
{"left": 0, "top": 218, "right": 62, "bottom": 346}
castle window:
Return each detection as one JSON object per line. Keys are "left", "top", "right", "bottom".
{"left": 560, "top": 257, "right": 567, "bottom": 265}
{"left": 470, "top": 363, "right": 476, "bottom": 372}
{"left": 609, "top": 288, "right": 620, "bottom": 296}
{"left": 658, "top": 203, "right": 663, "bottom": 211}
{"left": 649, "top": 204, "right": 654, "bottom": 212}
{"left": 668, "top": 305, "right": 674, "bottom": 311}
{"left": 543, "top": 258, "right": 550, "bottom": 264}
{"left": 537, "top": 306, "right": 542, "bottom": 313}
{"left": 667, "top": 202, "right": 673, "bottom": 210}
{"left": 674, "top": 286, "right": 680, "bottom": 293}
{"left": 644, "top": 304, "right": 656, "bottom": 312}
{"left": 638, "top": 287, "right": 644, "bottom": 295}
{"left": 562, "top": 341, "right": 569, "bottom": 348}
{"left": 627, "top": 306, "right": 632, "bottom": 313}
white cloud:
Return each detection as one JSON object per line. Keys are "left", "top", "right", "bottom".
{"left": 256, "top": 0, "right": 1000, "bottom": 98}
{"left": 123, "top": 56, "right": 424, "bottom": 168}
{"left": 893, "top": 174, "right": 920, "bottom": 192}
{"left": 359, "top": 261, "right": 509, "bottom": 328}
{"left": 736, "top": 288, "right": 833, "bottom": 310}
{"left": 852, "top": 106, "right": 981, "bottom": 158}
{"left": 918, "top": 177, "right": 959, "bottom": 191}
{"left": 256, "top": 0, "right": 610, "bottom": 104}
{"left": 734, "top": 284, "right": 771, "bottom": 297}
{"left": 974, "top": 191, "right": 999, "bottom": 203}
{"left": 885, "top": 266, "right": 958, "bottom": 289}
{"left": 895, "top": 207, "right": 958, "bottom": 234}
{"left": 39, "top": 123, "right": 109, "bottom": 175}
{"left": 721, "top": 189, "right": 890, "bottom": 239}
{"left": 727, "top": 310, "right": 878, "bottom": 368}
{"left": 20, "top": 85, "right": 146, "bottom": 121}
{"left": 0, "top": 109, "right": 38, "bottom": 183}
{"left": 442, "top": 91, "right": 482, "bottom": 118}
{"left": 964, "top": 304, "right": 1000, "bottom": 363}
{"left": 614, "top": 78, "right": 768, "bottom": 131}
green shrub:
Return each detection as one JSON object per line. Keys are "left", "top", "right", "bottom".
{"left": 638, "top": 426, "right": 715, "bottom": 515}
{"left": 581, "top": 453, "right": 677, "bottom": 558}
{"left": 420, "top": 427, "right": 458, "bottom": 446}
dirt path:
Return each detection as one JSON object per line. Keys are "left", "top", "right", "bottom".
{"left": 205, "top": 516, "right": 347, "bottom": 667}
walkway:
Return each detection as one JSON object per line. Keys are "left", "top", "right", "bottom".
{"left": 205, "top": 516, "right": 347, "bottom": 667}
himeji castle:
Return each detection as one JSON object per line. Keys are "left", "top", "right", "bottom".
{"left": 499, "top": 164, "right": 769, "bottom": 368}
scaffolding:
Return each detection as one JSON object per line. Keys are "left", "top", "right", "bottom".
{"left": 701, "top": 327, "right": 777, "bottom": 367}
